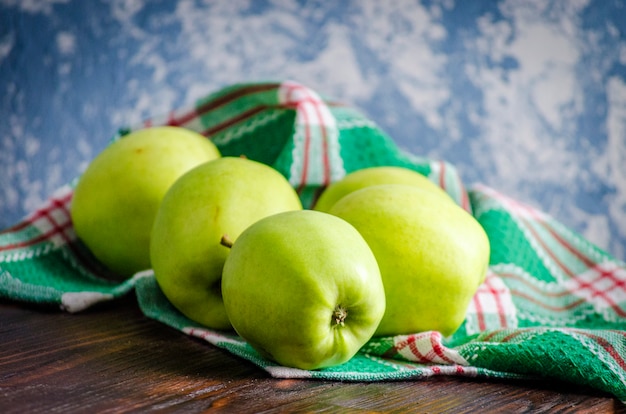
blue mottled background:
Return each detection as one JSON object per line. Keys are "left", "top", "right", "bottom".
{"left": 1, "top": 0, "right": 625, "bottom": 260}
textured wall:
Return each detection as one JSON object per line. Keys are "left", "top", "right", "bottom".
{"left": 1, "top": 0, "right": 625, "bottom": 259}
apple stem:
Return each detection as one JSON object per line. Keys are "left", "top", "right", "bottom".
{"left": 333, "top": 305, "right": 347, "bottom": 327}
{"left": 220, "top": 234, "right": 234, "bottom": 249}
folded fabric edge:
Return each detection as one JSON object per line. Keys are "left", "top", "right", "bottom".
{"left": 133, "top": 273, "right": 541, "bottom": 384}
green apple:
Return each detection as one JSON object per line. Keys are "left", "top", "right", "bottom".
{"left": 221, "top": 210, "right": 386, "bottom": 370}
{"left": 314, "top": 166, "right": 453, "bottom": 213}
{"left": 150, "top": 156, "right": 303, "bottom": 330}
{"left": 328, "top": 184, "right": 490, "bottom": 337}
{"left": 71, "top": 126, "right": 221, "bottom": 277}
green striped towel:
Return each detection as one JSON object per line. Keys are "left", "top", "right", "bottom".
{"left": 1, "top": 81, "right": 625, "bottom": 403}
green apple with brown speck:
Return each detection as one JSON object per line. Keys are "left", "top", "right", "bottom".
{"left": 150, "top": 156, "right": 303, "bottom": 330}
{"left": 314, "top": 166, "right": 453, "bottom": 213}
{"left": 71, "top": 126, "right": 221, "bottom": 278}
{"left": 328, "top": 184, "right": 490, "bottom": 337}
{"left": 221, "top": 210, "right": 385, "bottom": 370}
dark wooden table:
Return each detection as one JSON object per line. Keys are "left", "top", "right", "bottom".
{"left": 1, "top": 295, "right": 624, "bottom": 413}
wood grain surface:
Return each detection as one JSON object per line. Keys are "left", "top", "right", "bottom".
{"left": 1, "top": 295, "right": 624, "bottom": 413}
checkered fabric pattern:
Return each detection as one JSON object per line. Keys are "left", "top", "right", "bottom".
{"left": 1, "top": 81, "right": 625, "bottom": 402}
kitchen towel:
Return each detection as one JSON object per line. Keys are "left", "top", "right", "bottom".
{"left": 1, "top": 81, "right": 625, "bottom": 402}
